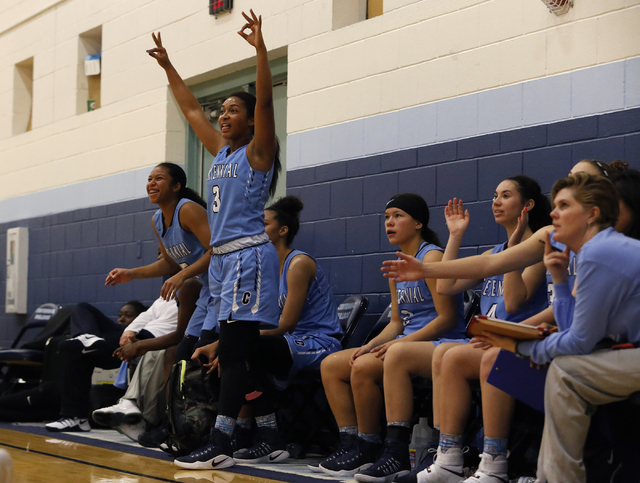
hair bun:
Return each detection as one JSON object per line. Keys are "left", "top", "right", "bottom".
{"left": 271, "top": 196, "right": 304, "bottom": 217}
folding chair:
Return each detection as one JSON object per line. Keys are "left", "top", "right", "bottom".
{"left": 0, "top": 304, "right": 71, "bottom": 396}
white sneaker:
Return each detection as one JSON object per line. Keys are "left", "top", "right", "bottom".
{"left": 45, "top": 417, "right": 91, "bottom": 432}
{"left": 114, "top": 420, "right": 147, "bottom": 442}
{"left": 462, "top": 454, "right": 508, "bottom": 483}
{"left": 92, "top": 399, "right": 142, "bottom": 427}
{"left": 416, "top": 448, "right": 466, "bottom": 483}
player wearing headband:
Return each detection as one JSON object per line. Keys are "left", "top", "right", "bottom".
{"left": 316, "top": 194, "right": 466, "bottom": 478}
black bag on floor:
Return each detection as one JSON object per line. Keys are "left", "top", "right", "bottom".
{"left": 165, "top": 360, "right": 219, "bottom": 456}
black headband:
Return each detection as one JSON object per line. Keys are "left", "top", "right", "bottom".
{"left": 386, "top": 195, "right": 429, "bottom": 226}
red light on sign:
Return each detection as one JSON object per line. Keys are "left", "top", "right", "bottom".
{"left": 210, "top": 0, "right": 233, "bottom": 15}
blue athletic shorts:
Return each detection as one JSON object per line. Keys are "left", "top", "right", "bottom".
{"left": 208, "top": 242, "right": 279, "bottom": 326}
{"left": 284, "top": 332, "right": 342, "bottom": 376}
{"left": 185, "top": 284, "right": 213, "bottom": 337}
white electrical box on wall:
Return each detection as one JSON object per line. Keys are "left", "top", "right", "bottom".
{"left": 6, "top": 227, "right": 29, "bottom": 314}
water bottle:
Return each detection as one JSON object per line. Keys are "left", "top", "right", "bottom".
{"left": 408, "top": 418, "right": 432, "bottom": 469}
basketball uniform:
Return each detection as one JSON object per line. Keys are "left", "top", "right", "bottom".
{"left": 480, "top": 241, "right": 548, "bottom": 321}
{"left": 154, "top": 198, "right": 214, "bottom": 336}
{"left": 278, "top": 250, "right": 342, "bottom": 375}
{"left": 205, "top": 145, "right": 279, "bottom": 326}
{"left": 395, "top": 242, "right": 467, "bottom": 344}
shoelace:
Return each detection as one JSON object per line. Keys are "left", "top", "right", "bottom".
{"left": 376, "top": 457, "right": 401, "bottom": 474}
{"left": 247, "top": 442, "right": 272, "bottom": 458}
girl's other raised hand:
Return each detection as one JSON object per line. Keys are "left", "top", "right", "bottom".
{"left": 237, "top": 10, "right": 264, "bottom": 49}
{"left": 147, "top": 32, "right": 171, "bottom": 69}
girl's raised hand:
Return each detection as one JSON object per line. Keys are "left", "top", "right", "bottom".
{"left": 146, "top": 32, "right": 171, "bottom": 69}
{"left": 381, "top": 251, "right": 428, "bottom": 282}
{"left": 508, "top": 207, "right": 529, "bottom": 248}
{"left": 444, "top": 198, "right": 470, "bottom": 237}
{"left": 238, "top": 10, "right": 264, "bottom": 49}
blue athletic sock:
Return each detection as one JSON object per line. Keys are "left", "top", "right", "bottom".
{"left": 439, "top": 432, "right": 462, "bottom": 452}
{"left": 340, "top": 425, "right": 358, "bottom": 435}
{"left": 358, "top": 431, "right": 381, "bottom": 444}
{"left": 255, "top": 413, "right": 278, "bottom": 430}
{"left": 483, "top": 436, "right": 508, "bottom": 457}
{"left": 215, "top": 415, "right": 236, "bottom": 438}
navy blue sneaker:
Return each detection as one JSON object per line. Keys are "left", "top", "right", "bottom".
{"left": 308, "top": 432, "right": 357, "bottom": 473}
{"left": 320, "top": 438, "right": 381, "bottom": 476}
{"left": 355, "top": 438, "right": 411, "bottom": 483}
{"left": 234, "top": 427, "right": 289, "bottom": 464}
{"left": 174, "top": 429, "right": 235, "bottom": 470}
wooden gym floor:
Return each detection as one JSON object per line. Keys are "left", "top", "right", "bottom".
{"left": 0, "top": 427, "right": 309, "bottom": 483}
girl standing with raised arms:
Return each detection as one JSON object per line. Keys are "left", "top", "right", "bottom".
{"left": 147, "top": 10, "right": 281, "bottom": 470}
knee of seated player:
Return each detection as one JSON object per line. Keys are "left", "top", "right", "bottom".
{"left": 382, "top": 341, "right": 410, "bottom": 368}
{"left": 321, "top": 349, "right": 351, "bottom": 380}
{"left": 441, "top": 344, "right": 479, "bottom": 379}
{"left": 350, "top": 353, "right": 383, "bottom": 386}
{"left": 479, "top": 347, "right": 502, "bottom": 380}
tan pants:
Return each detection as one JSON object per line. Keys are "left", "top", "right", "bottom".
{"left": 536, "top": 348, "right": 640, "bottom": 483}
{"left": 123, "top": 350, "right": 167, "bottom": 426}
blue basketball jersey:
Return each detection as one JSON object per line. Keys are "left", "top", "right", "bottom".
{"left": 206, "top": 145, "right": 273, "bottom": 247}
{"left": 546, "top": 231, "right": 577, "bottom": 305}
{"left": 278, "top": 250, "right": 342, "bottom": 340}
{"left": 154, "top": 198, "right": 209, "bottom": 287}
{"left": 154, "top": 198, "right": 210, "bottom": 336}
{"left": 395, "top": 242, "right": 467, "bottom": 339}
{"left": 480, "top": 242, "right": 548, "bottom": 321}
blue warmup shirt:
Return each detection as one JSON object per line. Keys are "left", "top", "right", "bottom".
{"left": 480, "top": 242, "right": 548, "bottom": 321}
{"left": 522, "top": 228, "right": 640, "bottom": 364}
{"left": 206, "top": 145, "right": 273, "bottom": 247}
{"left": 278, "top": 250, "right": 342, "bottom": 340}
{"left": 395, "top": 242, "right": 466, "bottom": 339}
{"left": 546, "top": 231, "right": 577, "bottom": 305}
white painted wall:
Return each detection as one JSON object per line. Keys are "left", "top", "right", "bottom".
{"left": 1, "top": 0, "right": 639, "bottom": 203}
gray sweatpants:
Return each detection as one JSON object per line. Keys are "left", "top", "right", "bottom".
{"left": 536, "top": 348, "right": 640, "bottom": 483}
{"left": 123, "top": 349, "right": 167, "bottom": 426}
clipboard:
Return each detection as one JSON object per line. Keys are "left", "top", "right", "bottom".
{"left": 467, "top": 315, "right": 557, "bottom": 340}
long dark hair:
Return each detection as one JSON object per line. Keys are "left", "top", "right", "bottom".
{"left": 506, "top": 176, "right": 552, "bottom": 232}
{"left": 227, "top": 91, "right": 281, "bottom": 197}
{"left": 266, "top": 196, "right": 304, "bottom": 247}
{"left": 155, "top": 163, "right": 206, "bottom": 208}
{"left": 610, "top": 169, "right": 640, "bottom": 240}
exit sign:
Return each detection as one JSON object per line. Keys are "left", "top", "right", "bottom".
{"left": 210, "top": 0, "right": 232, "bottom": 15}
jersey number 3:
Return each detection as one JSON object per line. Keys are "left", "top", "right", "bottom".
{"left": 211, "top": 185, "right": 221, "bottom": 213}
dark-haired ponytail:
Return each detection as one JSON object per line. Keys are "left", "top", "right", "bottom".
{"left": 155, "top": 162, "right": 206, "bottom": 208}
{"left": 506, "top": 176, "right": 552, "bottom": 232}
{"left": 266, "top": 195, "right": 303, "bottom": 246}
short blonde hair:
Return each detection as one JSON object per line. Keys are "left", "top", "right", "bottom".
{"left": 551, "top": 173, "right": 619, "bottom": 228}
